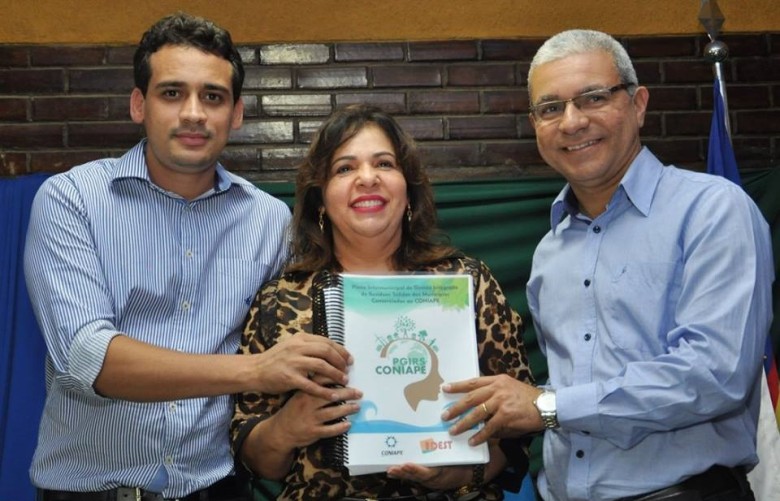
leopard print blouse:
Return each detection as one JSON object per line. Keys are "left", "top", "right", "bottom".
{"left": 231, "top": 256, "right": 533, "bottom": 500}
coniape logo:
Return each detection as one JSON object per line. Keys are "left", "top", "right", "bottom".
{"left": 374, "top": 315, "right": 443, "bottom": 411}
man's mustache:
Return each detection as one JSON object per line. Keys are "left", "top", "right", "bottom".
{"left": 170, "top": 128, "right": 211, "bottom": 138}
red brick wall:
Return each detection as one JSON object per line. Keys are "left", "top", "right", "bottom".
{"left": 1, "top": 33, "right": 779, "bottom": 181}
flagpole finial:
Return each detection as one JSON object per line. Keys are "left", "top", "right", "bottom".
{"left": 698, "top": 0, "right": 725, "bottom": 41}
{"left": 704, "top": 40, "right": 729, "bottom": 63}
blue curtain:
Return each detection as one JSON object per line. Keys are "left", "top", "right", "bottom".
{"left": 0, "top": 174, "right": 50, "bottom": 501}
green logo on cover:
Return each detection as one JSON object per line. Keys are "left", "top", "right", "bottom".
{"left": 374, "top": 315, "right": 443, "bottom": 411}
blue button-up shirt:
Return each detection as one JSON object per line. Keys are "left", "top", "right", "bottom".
{"left": 527, "top": 147, "right": 774, "bottom": 501}
{"left": 25, "top": 140, "right": 291, "bottom": 497}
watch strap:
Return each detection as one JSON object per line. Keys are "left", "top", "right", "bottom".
{"left": 540, "top": 409, "right": 559, "bottom": 429}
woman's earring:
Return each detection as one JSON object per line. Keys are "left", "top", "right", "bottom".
{"left": 318, "top": 209, "right": 325, "bottom": 233}
{"left": 406, "top": 204, "right": 412, "bottom": 223}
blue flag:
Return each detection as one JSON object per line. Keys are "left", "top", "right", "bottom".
{"left": 706, "top": 77, "right": 780, "bottom": 426}
{"left": 706, "top": 77, "right": 741, "bottom": 185}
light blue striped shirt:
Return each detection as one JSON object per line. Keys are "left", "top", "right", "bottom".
{"left": 24, "top": 140, "right": 291, "bottom": 497}
{"left": 527, "top": 147, "right": 774, "bottom": 501}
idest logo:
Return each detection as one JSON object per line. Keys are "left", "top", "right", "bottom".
{"left": 419, "top": 438, "right": 453, "bottom": 454}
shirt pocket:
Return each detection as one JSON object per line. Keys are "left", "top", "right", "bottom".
{"left": 214, "top": 258, "right": 270, "bottom": 331}
{"left": 602, "top": 261, "right": 679, "bottom": 353}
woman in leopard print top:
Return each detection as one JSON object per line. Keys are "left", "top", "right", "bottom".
{"left": 231, "top": 104, "right": 534, "bottom": 501}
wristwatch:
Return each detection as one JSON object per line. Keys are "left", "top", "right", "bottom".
{"left": 533, "top": 389, "right": 559, "bottom": 429}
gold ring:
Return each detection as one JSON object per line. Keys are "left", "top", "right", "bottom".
{"left": 481, "top": 402, "right": 489, "bottom": 415}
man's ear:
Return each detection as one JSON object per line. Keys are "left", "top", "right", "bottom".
{"left": 129, "top": 88, "right": 145, "bottom": 125}
{"left": 632, "top": 86, "right": 650, "bottom": 128}
{"left": 231, "top": 97, "right": 244, "bottom": 130}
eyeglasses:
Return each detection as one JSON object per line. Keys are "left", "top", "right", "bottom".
{"left": 529, "top": 83, "right": 636, "bottom": 123}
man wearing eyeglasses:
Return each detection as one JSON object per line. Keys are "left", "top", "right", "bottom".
{"left": 442, "top": 29, "right": 772, "bottom": 500}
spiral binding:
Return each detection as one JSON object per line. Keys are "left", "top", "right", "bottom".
{"left": 322, "top": 275, "right": 345, "bottom": 345}
{"left": 314, "top": 271, "right": 349, "bottom": 468}
{"left": 312, "top": 271, "right": 342, "bottom": 339}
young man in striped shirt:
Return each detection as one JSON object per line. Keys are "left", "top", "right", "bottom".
{"left": 24, "top": 12, "right": 354, "bottom": 501}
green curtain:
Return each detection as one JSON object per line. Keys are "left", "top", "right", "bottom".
{"left": 743, "top": 168, "right": 780, "bottom": 353}
{"left": 3, "top": 169, "right": 773, "bottom": 501}
{"left": 259, "top": 167, "right": 780, "bottom": 474}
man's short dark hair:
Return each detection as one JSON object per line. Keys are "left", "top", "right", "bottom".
{"left": 133, "top": 12, "right": 245, "bottom": 103}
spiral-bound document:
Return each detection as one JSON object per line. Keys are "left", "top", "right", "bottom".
{"left": 322, "top": 272, "right": 489, "bottom": 475}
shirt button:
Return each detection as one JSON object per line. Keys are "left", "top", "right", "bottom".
{"left": 584, "top": 279, "right": 591, "bottom": 287}
{"left": 181, "top": 300, "right": 191, "bottom": 311}
{"left": 576, "top": 450, "right": 585, "bottom": 458}
{"left": 593, "top": 225, "right": 601, "bottom": 233}
{"left": 584, "top": 333, "right": 592, "bottom": 341}
{"left": 185, "top": 249, "right": 193, "bottom": 258}
{"left": 169, "top": 403, "right": 177, "bottom": 412}
{"left": 165, "top": 455, "right": 173, "bottom": 465}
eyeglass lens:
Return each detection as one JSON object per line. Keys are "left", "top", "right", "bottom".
{"left": 532, "top": 84, "right": 633, "bottom": 122}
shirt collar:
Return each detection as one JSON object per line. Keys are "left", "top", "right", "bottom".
{"left": 618, "top": 146, "right": 663, "bottom": 217}
{"left": 110, "top": 139, "right": 251, "bottom": 196}
{"left": 549, "top": 146, "right": 663, "bottom": 232}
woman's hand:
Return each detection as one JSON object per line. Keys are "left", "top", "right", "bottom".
{"left": 242, "top": 376, "right": 361, "bottom": 479}
{"left": 385, "top": 463, "right": 471, "bottom": 491}
{"left": 270, "top": 376, "right": 362, "bottom": 449}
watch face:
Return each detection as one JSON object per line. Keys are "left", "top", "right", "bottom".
{"left": 537, "top": 392, "right": 556, "bottom": 412}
